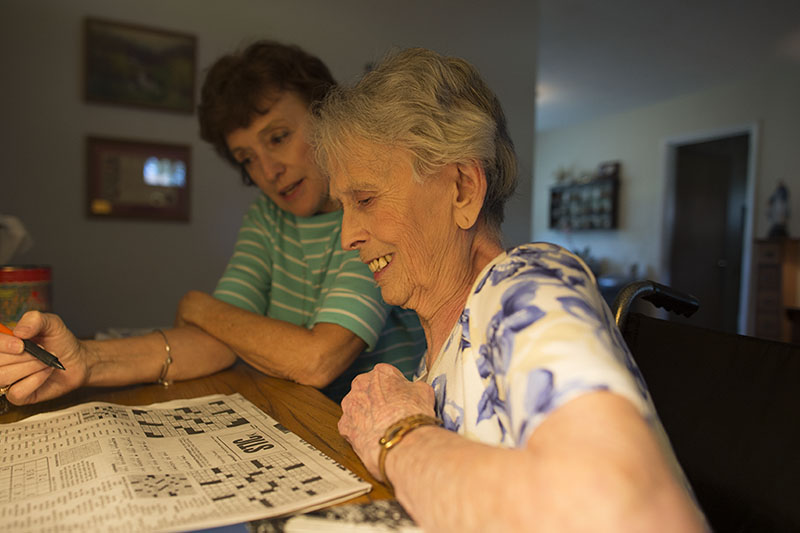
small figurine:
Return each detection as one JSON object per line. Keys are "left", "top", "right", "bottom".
{"left": 767, "top": 181, "right": 790, "bottom": 238}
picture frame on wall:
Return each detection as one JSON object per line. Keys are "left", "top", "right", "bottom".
{"left": 86, "top": 136, "right": 191, "bottom": 221}
{"left": 84, "top": 17, "right": 196, "bottom": 113}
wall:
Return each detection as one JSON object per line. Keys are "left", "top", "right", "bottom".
{"left": 1, "top": 0, "right": 537, "bottom": 337}
{"left": 533, "top": 62, "right": 800, "bottom": 287}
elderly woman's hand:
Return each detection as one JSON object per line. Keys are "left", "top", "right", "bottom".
{"left": 0, "top": 311, "right": 89, "bottom": 405}
{"left": 338, "top": 363, "right": 436, "bottom": 480}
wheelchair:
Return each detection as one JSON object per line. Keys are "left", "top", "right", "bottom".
{"left": 613, "top": 281, "right": 800, "bottom": 532}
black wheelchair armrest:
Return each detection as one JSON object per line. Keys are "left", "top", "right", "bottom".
{"left": 612, "top": 280, "right": 699, "bottom": 330}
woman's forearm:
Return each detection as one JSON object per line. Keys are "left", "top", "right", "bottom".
{"left": 177, "top": 291, "right": 365, "bottom": 387}
{"left": 386, "top": 426, "right": 535, "bottom": 532}
{"left": 83, "top": 326, "right": 237, "bottom": 387}
{"left": 383, "top": 397, "right": 706, "bottom": 533}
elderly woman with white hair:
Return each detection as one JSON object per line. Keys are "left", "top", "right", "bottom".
{"left": 313, "top": 48, "right": 707, "bottom": 532}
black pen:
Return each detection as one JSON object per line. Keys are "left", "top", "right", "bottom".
{"left": 0, "top": 323, "right": 66, "bottom": 370}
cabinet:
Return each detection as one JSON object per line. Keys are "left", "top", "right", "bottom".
{"left": 753, "top": 239, "right": 799, "bottom": 342}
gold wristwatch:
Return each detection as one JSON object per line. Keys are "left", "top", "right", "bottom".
{"left": 378, "top": 413, "right": 442, "bottom": 491}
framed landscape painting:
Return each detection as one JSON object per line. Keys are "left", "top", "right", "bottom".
{"left": 84, "top": 18, "right": 196, "bottom": 113}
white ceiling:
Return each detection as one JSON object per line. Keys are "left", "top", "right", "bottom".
{"left": 536, "top": 0, "right": 800, "bottom": 131}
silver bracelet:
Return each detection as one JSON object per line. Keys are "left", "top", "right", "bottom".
{"left": 154, "top": 329, "right": 173, "bottom": 387}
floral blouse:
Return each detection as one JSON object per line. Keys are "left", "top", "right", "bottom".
{"left": 414, "top": 243, "right": 663, "bottom": 449}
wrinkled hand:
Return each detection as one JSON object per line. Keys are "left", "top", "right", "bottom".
{"left": 338, "top": 363, "right": 436, "bottom": 480}
{"left": 0, "top": 311, "right": 89, "bottom": 405}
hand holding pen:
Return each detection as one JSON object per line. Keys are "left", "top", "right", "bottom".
{"left": 1, "top": 320, "right": 64, "bottom": 413}
{"left": 0, "top": 322, "right": 66, "bottom": 370}
{"left": 0, "top": 313, "right": 86, "bottom": 408}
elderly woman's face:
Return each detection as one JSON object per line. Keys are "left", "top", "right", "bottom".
{"left": 330, "top": 141, "right": 468, "bottom": 314}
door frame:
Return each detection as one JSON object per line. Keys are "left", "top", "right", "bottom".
{"left": 659, "top": 122, "right": 759, "bottom": 334}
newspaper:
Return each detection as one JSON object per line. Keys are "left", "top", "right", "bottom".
{"left": 0, "top": 393, "right": 371, "bottom": 532}
{"left": 249, "top": 500, "right": 421, "bottom": 532}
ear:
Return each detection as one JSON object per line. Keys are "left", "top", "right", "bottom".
{"left": 453, "top": 161, "right": 487, "bottom": 230}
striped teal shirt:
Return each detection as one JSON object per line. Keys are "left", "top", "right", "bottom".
{"left": 214, "top": 194, "right": 426, "bottom": 401}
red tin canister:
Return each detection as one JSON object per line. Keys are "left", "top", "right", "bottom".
{"left": 0, "top": 265, "right": 52, "bottom": 327}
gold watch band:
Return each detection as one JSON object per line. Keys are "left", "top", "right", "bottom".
{"left": 378, "top": 413, "right": 442, "bottom": 491}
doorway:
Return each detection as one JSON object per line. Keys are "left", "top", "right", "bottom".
{"left": 662, "top": 128, "right": 756, "bottom": 334}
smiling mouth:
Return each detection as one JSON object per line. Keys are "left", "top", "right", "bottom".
{"left": 368, "top": 254, "right": 393, "bottom": 273}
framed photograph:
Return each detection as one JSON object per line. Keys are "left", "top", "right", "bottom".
{"left": 84, "top": 17, "right": 196, "bottom": 113}
{"left": 87, "top": 136, "right": 191, "bottom": 221}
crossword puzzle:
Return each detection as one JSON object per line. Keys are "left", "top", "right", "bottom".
{"left": 192, "top": 453, "right": 335, "bottom": 509}
{"left": 132, "top": 399, "right": 250, "bottom": 438}
{"left": 128, "top": 473, "right": 197, "bottom": 498}
{"left": 80, "top": 405, "right": 132, "bottom": 422}
{"left": 0, "top": 394, "right": 372, "bottom": 532}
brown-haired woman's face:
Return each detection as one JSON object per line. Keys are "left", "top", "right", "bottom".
{"left": 226, "top": 91, "right": 337, "bottom": 217}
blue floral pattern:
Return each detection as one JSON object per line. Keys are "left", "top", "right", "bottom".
{"left": 415, "top": 243, "right": 658, "bottom": 448}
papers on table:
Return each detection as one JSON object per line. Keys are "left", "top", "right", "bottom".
{"left": 249, "top": 500, "right": 420, "bottom": 533}
{"left": 0, "top": 393, "right": 370, "bottom": 532}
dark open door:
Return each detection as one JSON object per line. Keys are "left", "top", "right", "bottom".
{"left": 668, "top": 134, "right": 749, "bottom": 333}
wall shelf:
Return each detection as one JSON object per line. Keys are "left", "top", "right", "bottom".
{"left": 549, "top": 175, "right": 619, "bottom": 231}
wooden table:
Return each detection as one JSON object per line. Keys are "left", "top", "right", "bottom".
{"left": 0, "top": 360, "right": 392, "bottom": 504}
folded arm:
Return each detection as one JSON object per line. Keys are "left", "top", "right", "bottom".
{"left": 176, "top": 290, "right": 366, "bottom": 388}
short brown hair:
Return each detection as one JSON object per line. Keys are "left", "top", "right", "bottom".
{"left": 198, "top": 40, "right": 336, "bottom": 184}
